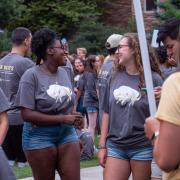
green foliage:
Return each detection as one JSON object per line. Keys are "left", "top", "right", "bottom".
{"left": 157, "top": 0, "right": 180, "bottom": 20}
{"left": 0, "top": 31, "right": 11, "bottom": 53}
{"left": 6, "top": 0, "right": 105, "bottom": 35}
{"left": 69, "top": 17, "right": 136, "bottom": 55}
{"left": 0, "top": 0, "right": 25, "bottom": 29}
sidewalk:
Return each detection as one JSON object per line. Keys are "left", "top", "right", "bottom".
{"left": 19, "top": 166, "right": 103, "bottom": 180}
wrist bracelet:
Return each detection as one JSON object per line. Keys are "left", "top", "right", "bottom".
{"left": 98, "top": 145, "right": 106, "bottom": 149}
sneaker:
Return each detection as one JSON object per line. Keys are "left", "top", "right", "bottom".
{"left": 17, "top": 162, "right": 28, "bottom": 168}
{"left": 8, "top": 160, "right": 15, "bottom": 166}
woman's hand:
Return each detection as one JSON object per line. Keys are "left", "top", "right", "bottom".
{"left": 144, "top": 117, "right": 160, "bottom": 140}
{"left": 98, "top": 148, "right": 107, "bottom": 168}
{"left": 63, "top": 112, "right": 84, "bottom": 129}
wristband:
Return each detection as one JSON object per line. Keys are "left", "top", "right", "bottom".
{"left": 98, "top": 145, "right": 106, "bottom": 149}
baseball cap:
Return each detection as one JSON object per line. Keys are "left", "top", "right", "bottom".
{"left": 105, "top": 34, "right": 122, "bottom": 49}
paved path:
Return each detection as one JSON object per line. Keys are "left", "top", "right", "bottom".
{"left": 19, "top": 166, "right": 103, "bottom": 180}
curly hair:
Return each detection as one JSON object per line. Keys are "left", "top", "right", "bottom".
{"left": 157, "top": 18, "right": 180, "bottom": 45}
{"left": 31, "top": 28, "right": 58, "bottom": 65}
{"left": 114, "top": 33, "right": 161, "bottom": 88}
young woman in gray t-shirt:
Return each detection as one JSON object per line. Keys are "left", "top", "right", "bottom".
{"left": 98, "top": 33, "right": 163, "bottom": 180}
{"left": 16, "top": 28, "right": 83, "bottom": 180}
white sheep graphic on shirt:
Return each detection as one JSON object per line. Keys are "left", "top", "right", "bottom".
{"left": 113, "top": 86, "right": 141, "bottom": 106}
{"left": 47, "top": 84, "right": 72, "bottom": 103}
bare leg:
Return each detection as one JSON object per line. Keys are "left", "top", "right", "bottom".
{"left": 84, "top": 116, "right": 88, "bottom": 129}
{"left": 104, "top": 157, "right": 131, "bottom": 180}
{"left": 87, "top": 112, "right": 97, "bottom": 140}
{"left": 57, "top": 142, "right": 81, "bottom": 180}
{"left": 130, "top": 160, "right": 151, "bottom": 180}
{"left": 25, "top": 147, "right": 57, "bottom": 180}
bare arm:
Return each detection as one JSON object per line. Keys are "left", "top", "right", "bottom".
{"left": 98, "top": 112, "right": 109, "bottom": 168}
{"left": 153, "top": 121, "right": 180, "bottom": 172}
{"left": 0, "top": 112, "right": 8, "bottom": 145}
{"left": 99, "top": 112, "right": 109, "bottom": 147}
{"left": 21, "top": 108, "right": 83, "bottom": 128}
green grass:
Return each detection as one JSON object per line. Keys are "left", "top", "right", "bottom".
{"left": 13, "top": 156, "right": 98, "bottom": 179}
{"left": 13, "top": 165, "right": 32, "bottom": 179}
{"left": 13, "top": 136, "right": 100, "bottom": 179}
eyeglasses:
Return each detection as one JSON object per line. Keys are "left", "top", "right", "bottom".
{"left": 118, "top": 44, "right": 129, "bottom": 49}
{"left": 51, "top": 46, "right": 64, "bottom": 50}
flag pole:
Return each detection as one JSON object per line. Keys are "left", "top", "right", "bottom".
{"left": 133, "top": 0, "right": 156, "bottom": 116}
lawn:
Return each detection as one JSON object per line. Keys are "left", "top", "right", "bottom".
{"left": 13, "top": 136, "right": 99, "bottom": 179}
{"left": 13, "top": 155, "right": 99, "bottom": 179}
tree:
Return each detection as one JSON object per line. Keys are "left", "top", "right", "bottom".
{"left": 69, "top": 17, "right": 136, "bottom": 54}
{"left": 157, "top": 0, "right": 180, "bottom": 20}
{"left": 0, "top": 0, "right": 25, "bottom": 29}
{"left": 6, "top": 0, "right": 106, "bottom": 35}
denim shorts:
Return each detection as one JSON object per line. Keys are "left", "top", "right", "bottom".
{"left": 22, "top": 122, "right": 79, "bottom": 150}
{"left": 107, "top": 142, "right": 153, "bottom": 161}
{"left": 86, "top": 106, "right": 98, "bottom": 113}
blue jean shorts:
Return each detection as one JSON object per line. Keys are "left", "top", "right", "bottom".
{"left": 86, "top": 106, "right": 98, "bottom": 113}
{"left": 22, "top": 122, "right": 79, "bottom": 150}
{"left": 107, "top": 142, "right": 153, "bottom": 161}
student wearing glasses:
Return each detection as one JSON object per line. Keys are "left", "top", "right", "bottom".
{"left": 16, "top": 28, "right": 83, "bottom": 180}
{"left": 98, "top": 33, "right": 163, "bottom": 180}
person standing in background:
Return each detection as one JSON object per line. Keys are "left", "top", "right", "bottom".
{"left": 83, "top": 55, "right": 99, "bottom": 140}
{"left": 97, "top": 34, "right": 122, "bottom": 131}
{"left": 77, "top": 47, "right": 87, "bottom": 61}
{"left": 0, "top": 27, "right": 35, "bottom": 167}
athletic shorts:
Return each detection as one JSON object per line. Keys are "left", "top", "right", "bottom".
{"left": 22, "top": 122, "right": 79, "bottom": 150}
{"left": 107, "top": 141, "right": 153, "bottom": 161}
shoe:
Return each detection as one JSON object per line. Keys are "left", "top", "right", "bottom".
{"left": 17, "top": 162, "right": 28, "bottom": 168}
{"left": 8, "top": 160, "right": 15, "bottom": 166}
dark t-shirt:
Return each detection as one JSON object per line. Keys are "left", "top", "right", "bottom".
{"left": 16, "top": 66, "right": 75, "bottom": 116}
{"left": 160, "top": 66, "right": 177, "bottom": 80}
{"left": 0, "top": 88, "right": 9, "bottom": 113}
{"left": 83, "top": 72, "right": 98, "bottom": 108}
{"left": 0, "top": 53, "right": 34, "bottom": 125}
{"left": 97, "top": 59, "right": 113, "bottom": 109}
{"left": 103, "top": 71, "right": 163, "bottom": 149}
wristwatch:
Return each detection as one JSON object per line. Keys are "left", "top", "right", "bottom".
{"left": 151, "top": 131, "right": 159, "bottom": 141}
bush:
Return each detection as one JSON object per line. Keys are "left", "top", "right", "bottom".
{"left": 69, "top": 17, "right": 136, "bottom": 55}
{"left": 0, "top": 31, "right": 11, "bottom": 54}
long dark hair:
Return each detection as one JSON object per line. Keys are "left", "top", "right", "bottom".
{"left": 85, "top": 55, "right": 97, "bottom": 74}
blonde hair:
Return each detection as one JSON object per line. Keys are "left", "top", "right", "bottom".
{"left": 77, "top": 48, "right": 87, "bottom": 55}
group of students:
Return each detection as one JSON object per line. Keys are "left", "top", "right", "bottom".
{"left": 0, "top": 18, "right": 179, "bottom": 180}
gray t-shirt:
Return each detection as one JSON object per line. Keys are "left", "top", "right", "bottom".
{"left": 103, "top": 71, "right": 163, "bottom": 149}
{"left": 62, "top": 59, "right": 74, "bottom": 88}
{"left": 160, "top": 66, "right": 177, "bottom": 80}
{"left": 16, "top": 66, "right": 75, "bottom": 116}
{"left": 97, "top": 59, "right": 113, "bottom": 109}
{"left": 83, "top": 72, "right": 98, "bottom": 108}
{"left": 0, "top": 53, "right": 34, "bottom": 125}
{"left": 0, "top": 88, "right": 9, "bottom": 113}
